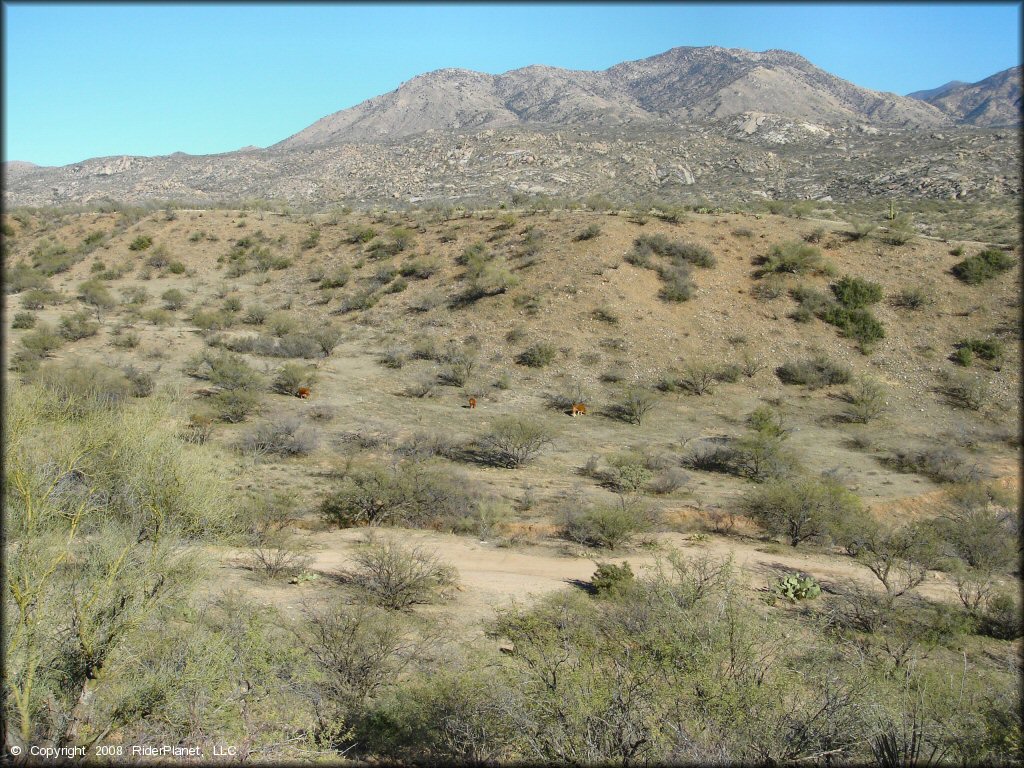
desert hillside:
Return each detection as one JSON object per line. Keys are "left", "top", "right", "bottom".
{"left": 3, "top": 200, "right": 1020, "bottom": 761}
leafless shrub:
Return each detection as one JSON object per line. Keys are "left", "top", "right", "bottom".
{"left": 341, "top": 541, "right": 459, "bottom": 610}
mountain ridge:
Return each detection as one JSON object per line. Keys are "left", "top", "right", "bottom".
{"left": 272, "top": 46, "right": 952, "bottom": 149}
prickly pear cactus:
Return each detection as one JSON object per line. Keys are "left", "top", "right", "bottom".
{"left": 773, "top": 573, "right": 821, "bottom": 602}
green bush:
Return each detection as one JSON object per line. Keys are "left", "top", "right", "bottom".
{"left": 759, "top": 242, "right": 833, "bottom": 276}
{"left": 4, "top": 261, "right": 47, "bottom": 293}
{"left": 320, "top": 462, "right": 476, "bottom": 528}
{"left": 819, "top": 305, "right": 885, "bottom": 352}
{"left": 742, "top": 476, "right": 867, "bottom": 547}
{"left": 951, "top": 347, "right": 974, "bottom": 367}
{"left": 574, "top": 223, "right": 602, "bottom": 241}
{"left": 128, "top": 235, "right": 153, "bottom": 251}
{"left": 952, "top": 249, "right": 1015, "bottom": 285}
{"left": 20, "top": 287, "right": 65, "bottom": 310}
{"left": 11, "top": 311, "right": 37, "bottom": 329}
{"left": 516, "top": 342, "right": 557, "bottom": 368}
{"left": 478, "top": 417, "right": 555, "bottom": 468}
{"left": 831, "top": 276, "right": 883, "bottom": 308}
{"left": 30, "top": 239, "right": 76, "bottom": 275}
{"left": 776, "top": 356, "right": 852, "bottom": 388}
{"left": 657, "top": 264, "right": 694, "bottom": 302}
{"left": 320, "top": 267, "right": 352, "bottom": 289}
{"left": 161, "top": 288, "right": 187, "bottom": 310}
{"left": 77, "top": 278, "right": 116, "bottom": 310}
{"left": 892, "top": 286, "right": 934, "bottom": 309}
{"left": 272, "top": 362, "right": 318, "bottom": 396}
{"left": 20, "top": 324, "right": 64, "bottom": 356}
{"left": 563, "top": 499, "right": 651, "bottom": 549}
{"left": 590, "top": 561, "right": 637, "bottom": 597}
{"left": 956, "top": 338, "right": 1004, "bottom": 364}
{"left": 59, "top": 310, "right": 101, "bottom": 341}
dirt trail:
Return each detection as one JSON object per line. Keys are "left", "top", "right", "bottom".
{"left": 216, "top": 526, "right": 961, "bottom": 630}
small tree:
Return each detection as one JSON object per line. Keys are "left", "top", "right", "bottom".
{"left": 742, "top": 476, "right": 866, "bottom": 547}
{"left": 845, "top": 522, "right": 938, "bottom": 604}
{"left": 479, "top": 417, "right": 555, "bottom": 468}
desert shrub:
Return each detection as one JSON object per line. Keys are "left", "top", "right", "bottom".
{"left": 610, "top": 386, "right": 657, "bottom": 425}
{"left": 516, "top": 341, "right": 557, "bottom": 368}
{"left": 121, "top": 364, "right": 155, "bottom": 398}
{"left": 4, "top": 261, "right": 47, "bottom": 293}
{"left": 956, "top": 338, "right": 1004, "bottom": 365}
{"left": 742, "top": 476, "right": 867, "bottom": 547}
{"left": 845, "top": 522, "right": 939, "bottom": 603}
{"left": 634, "top": 234, "right": 715, "bottom": 267}
{"left": 222, "top": 295, "right": 243, "bottom": 313}
{"left": 951, "top": 347, "right": 974, "bottom": 367}
{"left": 77, "top": 278, "right": 115, "bottom": 310}
{"left": 845, "top": 219, "right": 876, "bottom": 240}
{"left": 885, "top": 446, "right": 979, "bottom": 484}
{"left": 337, "top": 287, "right": 379, "bottom": 313}
{"left": 881, "top": 215, "right": 915, "bottom": 245}
{"left": 563, "top": 497, "right": 651, "bottom": 549}
{"left": 379, "top": 347, "right": 407, "bottom": 369}
{"left": 120, "top": 286, "right": 149, "bottom": 306}
{"left": 320, "top": 266, "right": 352, "bottom": 289}
{"left": 20, "top": 287, "right": 65, "bottom": 310}
{"left": 937, "top": 371, "right": 989, "bottom": 411}
{"left": 11, "top": 311, "right": 37, "bottom": 329}
{"left": 272, "top": 362, "right": 318, "bottom": 396}
{"left": 30, "top": 239, "right": 76, "bottom": 275}
{"left": 59, "top": 310, "right": 101, "bottom": 340}
{"left": 952, "top": 248, "right": 1015, "bottom": 285}
{"left": 574, "top": 223, "right": 602, "bottom": 241}
{"left": 265, "top": 311, "right": 299, "bottom": 336}
{"left": 657, "top": 264, "right": 694, "bottom": 301}
{"left": 243, "top": 303, "right": 269, "bottom": 325}
{"left": 140, "top": 307, "right": 174, "bottom": 325}
{"left": 679, "top": 363, "right": 717, "bottom": 395}
{"left": 751, "top": 275, "right": 787, "bottom": 301}
{"left": 842, "top": 376, "right": 888, "bottom": 423}
{"left": 776, "top": 356, "right": 851, "bottom": 389}
{"left": 300, "top": 228, "right": 321, "bottom": 250}
{"left": 190, "top": 308, "right": 236, "bottom": 331}
{"left": 349, "top": 225, "right": 378, "bottom": 244}
{"left": 478, "top": 417, "right": 555, "bottom": 468}
{"left": 160, "top": 288, "right": 186, "bottom": 310}
{"left": 239, "top": 417, "right": 318, "bottom": 457}
{"left": 978, "top": 591, "right": 1023, "bottom": 640}
{"left": 603, "top": 452, "right": 656, "bottom": 493}
{"left": 342, "top": 541, "right": 458, "bottom": 610}
{"left": 759, "top": 242, "right": 833, "bottom": 276}
{"left": 245, "top": 532, "right": 312, "bottom": 580}
{"left": 685, "top": 428, "right": 799, "bottom": 483}
{"left": 740, "top": 352, "right": 765, "bottom": 378}
{"left": 167, "top": 260, "right": 186, "bottom": 274}
{"left": 311, "top": 324, "right": 343, "bottom": 356}
{"left": 592, "top": 305, "right": 620, "bottom": 324}
{"left": 185, "top": 350, "right": 263, "bottom": 422}
{"left": 320, "top": 462, "right": 476, "bottom": 529}
{"left": 831, "top": 276, "right": 883, "bottom": 308}
{"left": 20, "top": 324, "right": 64, "bottom": 358}
{"left": 819, "top": 305, "right": 885, "bottom": 352}
{"left": 590, "top": 561, "right": 636, "bottom": 597}
{"left": 128, "top": 235, "right": 153, "bottom": 251}
{"left": 891, "top": 286, "right": 934, "bottom": 309}
{"left": 438, "top": 345, "right": 478, "bottom": 386}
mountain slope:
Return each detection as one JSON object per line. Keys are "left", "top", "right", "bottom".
{"left": 273, "top": 46, "right": 950, "bottom": 149}
{"left": 909, "top": 66, "right": 1021, "bottom": 126}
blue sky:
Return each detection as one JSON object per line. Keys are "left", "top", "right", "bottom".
{"left": 3, "top": 2, "right": 1020, "bottom": 166}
